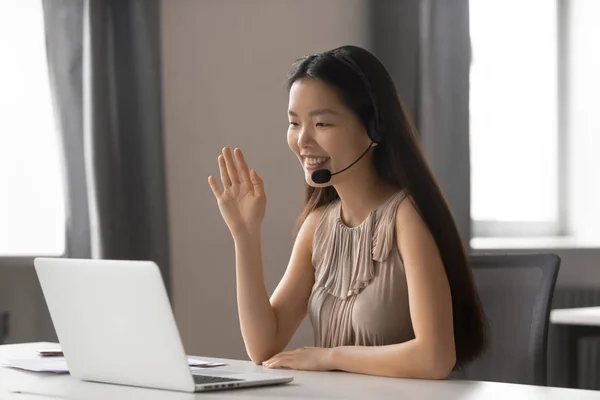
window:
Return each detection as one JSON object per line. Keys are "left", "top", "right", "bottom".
{"left": 469, "top": 0, "right": 560, "bottom": 238}
{"left": 470, "top": 0, "right": 600, "bottom": 246}
{"left": 0, "top": 0, "right": 66, "bottom": 256}
{"left": 566, "top": 0, "right": 600, "bottom": 242}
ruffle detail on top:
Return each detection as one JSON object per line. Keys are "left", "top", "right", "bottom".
{"left": 312, "top": 190, "right": 409, "bottom": 300}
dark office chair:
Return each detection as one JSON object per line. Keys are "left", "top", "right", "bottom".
{"left": 0, "top": 311, "right": 8, "bottom": 345}
{"left": 452, "top": 253, "right": 560, "bottom": 386}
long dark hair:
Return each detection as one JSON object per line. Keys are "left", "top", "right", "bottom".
{"left": 286, "top": 45, "right": 487, "bottom": 369}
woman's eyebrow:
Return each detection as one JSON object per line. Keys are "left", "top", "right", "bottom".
{"left": 288, "top": 108, "right": 339, "bottom": 117}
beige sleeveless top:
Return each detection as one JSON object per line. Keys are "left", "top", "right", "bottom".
{"left": 308, "top": 190, "right": 415, "bottom": 348}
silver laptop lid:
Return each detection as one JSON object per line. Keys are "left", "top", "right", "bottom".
{"left": 34, "top": 258, "right": 196, "bottom": 392}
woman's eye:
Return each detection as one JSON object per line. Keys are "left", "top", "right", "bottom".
{"left": 316, "top": 122, "right": 331, "bottom": 127}
{"left": 289, "top": 122, "right": 299, "bottom": 127}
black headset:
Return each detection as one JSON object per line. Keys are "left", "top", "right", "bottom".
{"left": 310, "top": 52, "right": 383, "bottom": 184}
{"left": 331, "top": 51, "right": 383, "bottom": 144}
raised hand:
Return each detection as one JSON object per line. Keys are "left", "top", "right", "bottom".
{"left": 208, "top": 147, "right": 266, "bottom": 238}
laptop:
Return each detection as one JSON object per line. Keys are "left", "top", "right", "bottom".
{"left": 33, "top": 257, "right": 293, "bottom": 392}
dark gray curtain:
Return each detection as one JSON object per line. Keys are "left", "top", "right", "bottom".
{"left": 42, "top": 0, "right": 89, "bottom": 259}
{"left": 371, "top": 0, "right": 472, "bottom": 248}
{"left": 42, "top": 0, "right": 171, "bottom": 294}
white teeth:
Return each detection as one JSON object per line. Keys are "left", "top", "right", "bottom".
{"left": 305, "top": 157, "right": 329, "bottom": 166}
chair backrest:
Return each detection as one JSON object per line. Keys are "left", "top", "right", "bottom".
{"left": 0, "top": 311, "right": 8, "bottom": 345}
{"left": 452, "top": 253, "right": 560, "bottom": 386}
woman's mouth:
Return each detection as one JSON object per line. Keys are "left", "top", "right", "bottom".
{"left": 303, "top": 156, "right": 330, "bottom": 171}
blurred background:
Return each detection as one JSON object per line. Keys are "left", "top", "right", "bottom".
{"left": 1, "top": 0, "right": 599, "bottom": 390}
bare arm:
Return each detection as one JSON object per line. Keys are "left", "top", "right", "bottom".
{"left": 208, "top": 147, "right": 320, "bottom": 365}
{"left": 325, "top": 198, "right": 456, "bottom": 379}
{"left": 234, "top": 209, "right": 321, "bottom": 364}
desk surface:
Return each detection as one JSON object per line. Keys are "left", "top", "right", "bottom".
{"left": 551, "top": 307, "right": 600, "bottom": 326}
{"left": 2, "top": 342, "right": 600, "bottom": 399}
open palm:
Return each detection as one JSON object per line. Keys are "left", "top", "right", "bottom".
{"left": 208, "top": 147, "right": 266, "bottom": 238}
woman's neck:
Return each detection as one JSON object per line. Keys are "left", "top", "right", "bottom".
{"left": 333, "top": 167, "right": 398, "bottom": 228}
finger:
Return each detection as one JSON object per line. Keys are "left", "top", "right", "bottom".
{"left": 218, "top": 155, "right": 231, "bottom": 188}
{"left": 265, "top": 359, "right": 288, "bottom": 369}
{"left": 234, "top": 148, "right": 251, "bottom": 183}
{"left": 263, "top": 353, "right": 283, "bottom": 364}
{"left": 262, "top": 353, "right": 285, "bottom": 367}
{"left": 250, "top": 170, "right": 265, "bottom": 197}
{"left": 222, "top": 147, "right": 240, "bottom": 185}
{"left": 207, "top": 176, "right": 222, "bottom": 198}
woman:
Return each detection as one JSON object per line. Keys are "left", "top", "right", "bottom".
{"left": 207, "top": 45, "right": 487, "bottom": 379}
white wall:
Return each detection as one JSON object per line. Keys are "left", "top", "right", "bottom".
{"left": 160, "top": 0, "right": 371, "bottom": 359}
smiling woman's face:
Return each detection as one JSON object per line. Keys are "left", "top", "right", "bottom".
{"left": 287, "top": 78, "right": 373, "bottom": 187}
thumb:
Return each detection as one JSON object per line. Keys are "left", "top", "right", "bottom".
{"left": 250, "top": 170, "right": 265, "bottom": 197}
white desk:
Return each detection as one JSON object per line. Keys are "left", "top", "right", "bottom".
{"left": 551, "top": 307, "right": 600, "bottom": 389}
{"left": 2, "top": 342, "right": 600, "bottom": 399}
{"left": 551, "top": 307, "right": 600, "bottom": 326}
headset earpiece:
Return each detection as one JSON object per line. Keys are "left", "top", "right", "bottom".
{"left": 368, "top": 121, "right": 382, "bottom": 144}
{"left": 333, "top": 52, "right": 382, "bottom": 145}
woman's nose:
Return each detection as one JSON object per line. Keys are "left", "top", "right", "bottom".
{"left": 297, "top": 126, "right": 315, "bottom": 148}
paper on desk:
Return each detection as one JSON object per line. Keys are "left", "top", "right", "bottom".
{"left": 1, "top": 358, "right": 70, "bottom": 373}
{"left": 1, "top": 357, "right": 225, "bottom": 373}
{"left": 187, "top": 358, "right": 226, "bottom": 368}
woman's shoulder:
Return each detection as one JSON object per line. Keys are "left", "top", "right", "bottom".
{"left": 295, "top": 202, "right": 339, "bottom": 256}
{"left": 303, "top": 203, "right": 335, "bottom": 235}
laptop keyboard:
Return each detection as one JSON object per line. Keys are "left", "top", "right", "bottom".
{"left": 193, "top": 375, "right": 244, "bottom": 385}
